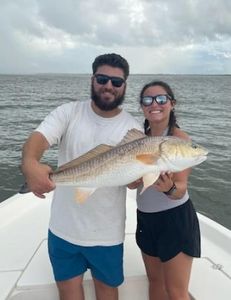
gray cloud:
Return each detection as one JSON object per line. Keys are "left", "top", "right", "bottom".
{"left": 34, "top": 0, "right": 231, "bottom": 46}
{"left": 0, "top": 0, "right": 230, "bottom": 74}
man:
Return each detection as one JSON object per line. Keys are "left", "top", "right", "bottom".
{"left": 21, "top": 53, "right": 141, "bottom": 300}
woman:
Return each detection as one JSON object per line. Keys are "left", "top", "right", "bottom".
{"left": 129, "top": 80, "right": 200, "bottom": 300}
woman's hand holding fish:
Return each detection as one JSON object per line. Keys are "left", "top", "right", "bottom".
{"left": 153, "top": 172, "right": 174, "bottom": 194}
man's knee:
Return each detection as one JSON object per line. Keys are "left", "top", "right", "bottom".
{"left": 93, "top": 277, "right": 119, "bottom": 300}
{"left": 56, "top": 275, "right": 84, "bottom": 299}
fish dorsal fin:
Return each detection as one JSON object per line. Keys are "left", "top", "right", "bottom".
{"left": 55, "top": 144, "right": 113, "bottom": 173}
{"left": 117, "top": 128, "right": 145, "bottom": 146}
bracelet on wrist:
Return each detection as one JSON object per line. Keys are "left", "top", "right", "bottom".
{"left": 163, "top": 183, "right": 177, "bottom": 196}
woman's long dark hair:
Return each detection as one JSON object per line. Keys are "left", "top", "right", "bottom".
{"left": 140, "top": 80, "right": 179, "bottom": 136}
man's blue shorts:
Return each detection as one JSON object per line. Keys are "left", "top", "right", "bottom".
{"left": 48, "top": 230, "right": 124, "bottom": 287}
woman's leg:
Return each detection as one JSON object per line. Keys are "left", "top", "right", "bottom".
{"left": 163, "top": 252, "right": 193, "bottom": 300}
{"left": 142, "top": 252, "right": 168, "bottom": 300}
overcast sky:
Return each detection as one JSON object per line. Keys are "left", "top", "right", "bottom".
{"left": 1, "top": 0, "right": 231, "bottom": 74}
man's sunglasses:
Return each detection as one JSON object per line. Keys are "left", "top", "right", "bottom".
{"left": 94, "top": 74, "right": 125, "bottom": 88}
{"left": 140, "top": 94, "right": 172, "bottom": 106}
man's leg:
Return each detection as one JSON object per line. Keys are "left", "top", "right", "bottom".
{"left": 56, "top": 275, "right": 85, "bottom": 300}
{"left": 93, "top": 277, "right": 118, "bottom": 300}
{"left": 48, "top": 231, "right": 87, "bottom": 300}
{"left": 87, "top": 244, "right": 123, "bottom": 300}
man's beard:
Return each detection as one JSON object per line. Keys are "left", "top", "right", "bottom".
{"left": 91, "top": 84, "right": 125, "bottom": 111}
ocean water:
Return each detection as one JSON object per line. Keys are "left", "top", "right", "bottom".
{"left": 0, "top": 74, "right": 230, "bottom": 229}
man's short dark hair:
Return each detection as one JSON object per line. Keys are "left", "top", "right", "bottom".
{"left": 92, "top": 53, "right": 129, "bottom": 79}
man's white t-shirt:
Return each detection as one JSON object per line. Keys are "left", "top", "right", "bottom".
{"left": 36, "top": 100, "right": 141, "bottom": 246}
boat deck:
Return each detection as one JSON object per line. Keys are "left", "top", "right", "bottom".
{"left": 0, "top": 190, "right": 231, "bottom": 300}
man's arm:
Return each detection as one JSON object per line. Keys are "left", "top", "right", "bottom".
{"left": 21, "top": 131, "right": 55, "bottom": 198}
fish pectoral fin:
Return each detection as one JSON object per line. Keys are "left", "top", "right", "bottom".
{"left": 136, "top": 154, "right": 158, "bottom": 165}
{"left": 140, "top": 172, "right": 160, "bottom": 194}
{"left": 74, "top": 188, "right": 96, "bottom": 203}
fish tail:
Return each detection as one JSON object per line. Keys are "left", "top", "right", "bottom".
{"left": 19, "top": 182, "right": 30, "bottom": 194}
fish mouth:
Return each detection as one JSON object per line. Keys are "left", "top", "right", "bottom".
{"left": 196, "top": 155, "right": 208, "bottom": 164}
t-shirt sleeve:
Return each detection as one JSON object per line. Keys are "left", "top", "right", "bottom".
{"left": 35, "top": 102, "right": 74, "bottom": 146}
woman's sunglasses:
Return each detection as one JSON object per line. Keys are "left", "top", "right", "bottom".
{"left": 141, "top": 94, "right": 171, "bottom": 106}
{"left": 94, "top": 74, "right": 125, "bottom": 88}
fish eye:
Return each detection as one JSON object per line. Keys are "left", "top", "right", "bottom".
{"left": 191, "top": 143, "right": 198, "bottom": 149}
